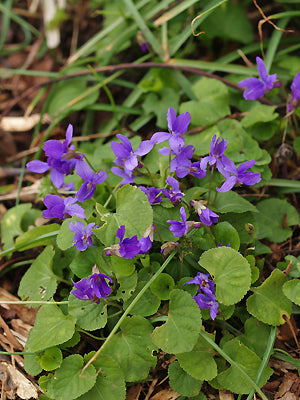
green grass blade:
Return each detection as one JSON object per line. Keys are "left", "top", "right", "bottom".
{"left": 264, "top": 17, "right": 290, "bottom": 72}
{"left": 154, "top": 0, "right": 201, "bottom": 26}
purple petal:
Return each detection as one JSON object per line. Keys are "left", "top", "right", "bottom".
{"left": 64, "top": 124, "right": 73, "bottom": 147}
{"left": 26, "top": 160, "right": 49, "bottom": 173}
{"left": 116, "top": 225, "right": 125, "bottom": 242}
{"left": 124, "top": 155, "right": 138, "bottom": 171}
{"left": 50, "top": 168, "right": 65, "bottom": 188}
{"left": 167, "top": 107, "right": 176, "bottom": 131}
{"left": 237, "top": 160, "right": 256, "bottom": 173}
{"left": 75, "top": 160, "right": 93, "bottom": 181}
{"left": 217, "top": 176, "right": 237, "bottom": 193}
{"left": 151, "top": 131, "right": 171, "bottom": 145}
{"left": 135, "top": 140, "right": 154, "bottom": 156}
{"left": 43, "top": 140, "right": 64, "bottom": 159}
{"left": 239, "top": 78, "right": 265, "bottom": 100}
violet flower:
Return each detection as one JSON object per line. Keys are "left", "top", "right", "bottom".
{"left": 162, "top": 176, "right": 184, "bottom": 205}
{"left": 190, "top": 200, "right": 219, "bottom": 226}
{"left": 288, "top": 72, "right": 300, "bottom": 112}
{"left": 106, "top": 225, "right": 140, "bottom": 259}
{"left": 167, "top": 207, "right": 200, "bottom": 238}
{"left": 26, "top": 124, "right": 82, "bottom": 188}
{"left": 139, "top": 186, "right": 162, "bottom": 204}
{"left": 111, "top": 134, "right": 153, "bottom": 171}
{"left": 193, "top": 291, "right": 219, "bottom": 320}
{"left": 75, "top": 160, "right": 107, "bottom": 202}
{"left": 71, "top": 273, "right": 113, "bottom": 303}
{"left": 238, "top": 57, "right": 277, "bottom": 100}
{"left": 151, "top": 107, "right": 190, "bottom": 150}
{"left": 169, "top": 144, "right": 195, "bottom": 178}
{"left": 111, "top": 167, "right": 134, "bottom": 185}
{"left": 217, "top": 157, "right": 261, "bottom": 193}
{"left": 183, "top": 272, "right": 214, "bottom": 296}
{"left": 69, "top": 221, "right": 96, "bottom": 251}
{"left": 43, "top": 194, "right": 86, "bottom": 220}
{"left": 200, "top": 135, "right": 227, "bottom": 173}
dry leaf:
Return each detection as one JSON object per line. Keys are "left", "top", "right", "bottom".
{"left": 0, "top": 362, "right": 38, "bottom": 399}
{"left": 150, "top": 389, "right": 180, "bottom": 400}
{"left": 0, "top": 114, "right": 50, "bottom": 132}
{"left": 219, "top": 390, "right": 235, "bottom": 400}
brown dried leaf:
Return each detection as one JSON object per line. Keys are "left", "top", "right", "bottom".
{"left": 150, "top": 389, "right": 180, "bottom": 400}
{"left": 275, "top": 372, "right": 300, "bottom": 400}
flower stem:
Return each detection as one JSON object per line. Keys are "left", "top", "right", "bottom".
{"left": 207, "top": 166, "right": 214, "bottom": 205}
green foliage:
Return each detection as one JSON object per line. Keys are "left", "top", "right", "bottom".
{"left": 283, "top": 279, "right": 300, "bottom": 306}
{"left": 211, "top": 191, "right": 257, "bottom": 214}
{"left": 216, "top": 338, "right": 273, "bottom": 394}
{"left": 124, "top": 281, "right": 160, "bottom": 316}
{"left": 177, "top": 334, "right": 217, "bottom": 381}
{"left": 102, "top": 316, "right": 156, "bottom": 382}
{"left": 46, "top": 354, "right": 97, "bottom": 400}
{"left": 68, "top": 296, "right": 107, "bottom": 331}
{"left": 152, "top": 289, "right": 202, "bottom": 354}
{"left": 15, "top": 224, "right": 59, "bottom": 251}
{"left": 255, "top": 198, "right": 300, "bottom": 242}
{"left": 36, "top": 347, "right": 63, "bottom": 371}
{"left": 95, "top": 185, "right": 153, "bottom": 246}
{"left": 1, "top": 203, "right": 32, "bottom": 250}
{"left": 199, "top": 247, "right": 251, "bottom": 305}
{"left": 150, "top": 273, "right": 175, "bottom": 300}
{"left": 26, "top": 305, "right": 76, "bottom": 353}
{"left": 168, "top": 361, "right": 203, "bottom": 397}
{"left": 211, "top": 222, "right": 240, "bottom": 250}
{"left": 18, "top": 246, "right": 57, "bottom": 305}
{"left": 247, "top": 269, "right": 292, "bottom": 325}
{"left": 180, "top": 78, "right": 230, "bottom": 126}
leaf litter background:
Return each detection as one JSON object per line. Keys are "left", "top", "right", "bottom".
{"left": 0, "top": 0, "right": 300, "bottom": 399}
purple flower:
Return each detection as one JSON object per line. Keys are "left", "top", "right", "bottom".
{"left": 75, "top": 160, "right": 107, "bottom": 202}
{"left": 183, "top": 272, "right": 214, "bottom": 295}
{"left": 217, "top": 157, "right": 261, "bottom": 193}
{"left": 26, "top": 124, "right": 82, "bottom": 188}
{"left": 43, "top": 195, "right": 86, "bottom": 220}
{"left": 167, "top": 207, "right": 201, "bottom": 238}
{"left": 238, "top": 57, "right": 277, "bottom": 100}
{"left": 162, "top": 176, "right": 183, "bottom": 205}
{"left": 71, "top": 272, "right": 113, "bottom": 303}
{"left": 111, "top": 134, "right": 153, "bottom": 171}
{"left": 111, "top": 167, "right": 134, "bottom": 185}
{"left": 200, "top": 135, "right": 227, "bottom": 172}
{"left": 69, "top": 221, "right": 96, "bottom": 251}
{"left": 288, "top": 72, "right": 300, "bottom": 112}
{"left": 190, "top": 200, "right": 219, "bottom": 226}
{"left": 167, "top": 207, "right": 188, "bottom": 238}
{"left": 151, "top": 107, "right": 190, "bottom": 149}
{"left": 138, "top": 186, "right": 162, "bottom": 204}
{"left": 169, "top": 145, "right": 195, "bottom": 178}
{"left": 189, "top": 161, "right": 207, "bottom": 179}
{"left": 193, "top": 291, "right": 219, "bottom": 320}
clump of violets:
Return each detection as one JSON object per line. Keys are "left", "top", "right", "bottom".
{"left": 183, "top": 272, "right": 219, "bottom": 320}
{"left": 43, "top": 194, "right": 86, "bottom": 220}
{"left": 26, "top": 124, "right": 82, "bottom": 188}
{"left": 238, "top": 57, "right": 278, "bottom": 100}
{"left": 69, "top": 221, "right": 97, "bottom": 251}
{"left": 167, "top": 207, "right": 201, "bottom": 238}
{"left": 72, "top": 272, "right": 113, "bottom": 303}
{"left": 288, "top": 72, "right": 300, "bottom": 112}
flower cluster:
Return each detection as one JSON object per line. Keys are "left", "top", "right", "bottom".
{"left": 72, "top": 272, "right": 113, "bottom": 303}
{"left": 184, "top": 272, "right": 219, "bottom": 320}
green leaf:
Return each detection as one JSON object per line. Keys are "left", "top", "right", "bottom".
{"left": 115, "top": 271, "right": 137, "bottom": 302}
{"left": 68, "top": 295, "right": 107, "bottom": 331}
{"left": 210, "top": 191, "right": 257, "bottom": 214}
{"left": 79, "top": 354, "right": 126, "bottom": 400}
{"left": 177, "top": 334, "right": 217, "bottom": 381}
{"left": 150, "top": 273, "right": 175, "bottom": 300}
{"left": 255, "top": 198, "right": 300, "bottom": 242}
{"left": 242, "top": 105, "right": 278, "bottom": 127}
{"left": 247, "top": 269, "right": 292, "bottom": 325}
{"left": 240, "top": 318, "right": 271, "bottom": 358}
{"left": 124, "top": 281, "right": 160, "bottom": 317}
{"left": 180, "top": 78, "right": 230, "bottom": 126}
{"left": 110, "top": 257, "right": 135, "bottom": 276}
{"left": 216, "top": 338, "right": 273, "bottom": 394}
{"left": 283, "top": 279, "right": 300, "bottom": 306}
{"left": 102, "top": 316, "right": 156, "bottom": 382}
{"left": 47, "top": 78, "right": 99, "bottom": 117}
{"left": 36, "top": 347, "right": 62, "bottom": 371}
{"left": 69, "top": 246, "right": 101, "bottom": 278}
{"left": 211, "top": 222, "right": 240, "bottom": 250}
{"left": 153, "top": 205, "right": 182, "bottom": 242}
{"left": 1, "top": 203, "right": 31, "bottom": 250}
{"left": 56, "top": 218, "right": 77, "bottom": 250}
{"left": 48, "top": 354, "right": 97, "bottom": 400}
{"left": 152, "top": 289, "right": 202, "bottom": 354}
{"left": 219, "top": 212, "right": 256, "bottom": 244}
{"left": 199, "top": 247, "right": 251, "bottom": 305}
{"left": 26, "top": 305, "right": 76, "bottom": 353}
{"left": 168, "top": 361, "right": 202, "bottom": 397}
{"left": 18, "top": 246, "right": 57, "bottom": 305}
{"left": 15, "top": 224, "right": 59, "bottom": 251}
{"left": 201, "top": 2, "right": 253, "bottom": 44}
{"left": 95, "top": 185, "right": 153, "bottom": 246}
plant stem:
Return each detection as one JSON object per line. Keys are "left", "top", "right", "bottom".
{"left": 0, "top": 301, "right": 68, "bottom": 305}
